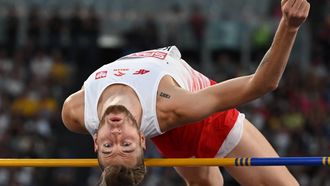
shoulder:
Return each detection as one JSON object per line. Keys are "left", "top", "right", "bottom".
{"left": 156, "top": 75, "right": 192, "bottom": 131}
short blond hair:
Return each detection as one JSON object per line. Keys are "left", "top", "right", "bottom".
{"left": 97, "top": 156, "right": 146, "bottom": 186}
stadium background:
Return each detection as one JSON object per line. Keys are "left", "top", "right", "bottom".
{"left": 0, "top": 0, "right": 329, "bottom": 185}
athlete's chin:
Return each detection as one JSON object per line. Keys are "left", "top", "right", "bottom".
{"left": 106, "top": 105, "right": 130, "bottom": 114}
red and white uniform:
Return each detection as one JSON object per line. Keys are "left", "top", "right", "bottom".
{"left": 152, "top": 81, "right": 244, "bottom": 158}
{"left": 83, "top": 46, "right": 244, "bottom": 158}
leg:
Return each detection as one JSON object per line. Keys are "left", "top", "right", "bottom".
{"left": 225, "top": 119, "right": 299, "bottom": 186}
{"left": 174, "top": 166, "right": 223, "bottom": 186}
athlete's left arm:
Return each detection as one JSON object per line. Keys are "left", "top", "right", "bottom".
{"left": 161, "top": 0, "right": 310, "bottom": 129}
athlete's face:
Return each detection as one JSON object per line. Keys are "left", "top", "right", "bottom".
{"left": 93, "top": 105, "right": 146, "bottom": 168}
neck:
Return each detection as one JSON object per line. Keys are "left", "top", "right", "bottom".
{"left": 98, "top": 85, "right": 142, "bottom": 128}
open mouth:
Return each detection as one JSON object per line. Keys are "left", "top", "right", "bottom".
{"left": 109, "top": 115, "right": 123, "bottom": 122}
{"left": 110, "top": 117, "right": 121, "bottom": 122}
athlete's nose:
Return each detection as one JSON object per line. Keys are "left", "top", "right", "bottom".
{"left": 110, "top": 127, "right": 122, "bottom": 134}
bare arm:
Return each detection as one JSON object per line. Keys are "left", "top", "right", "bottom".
{"left": 61, "top": 89, "right": 89, "bottom": 134}
{"left": 163, "top": 0, "right": 310, "bottom": 128}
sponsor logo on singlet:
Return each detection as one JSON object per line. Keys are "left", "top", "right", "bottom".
{"left": 114, "top": 68, "right": 129, "bottom": 76}
{"left": 95, "top": 71, "right": 107, "bottom": 79}
{"left": 95, "top": 68, "right": 151, "bottom": 79}
{"left": 133, "top": 69, "right": 150, "bottom": 75}
{"left": 127, "top": 51, "right": 167, "bottom": 60}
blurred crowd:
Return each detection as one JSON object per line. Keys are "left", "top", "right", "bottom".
{"left": 0, "top": 0, "right": 329, "bottom": 186}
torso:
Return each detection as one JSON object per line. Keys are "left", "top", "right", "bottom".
{"left": 79, "top": 46, "right": 211, "bottom": 136}
{"left": 96, "top": 75, "right": 180, "bottom": 132}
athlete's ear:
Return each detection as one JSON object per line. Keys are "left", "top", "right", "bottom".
{"left": 140, "top": 132, "right": 146, "bottom": 150}
{"left": 93, "top": 133, "right": 99, "bottom": 152}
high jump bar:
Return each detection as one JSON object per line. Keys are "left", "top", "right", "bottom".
{"left": 0, "top": 157, "right": 329, "bottom": 167}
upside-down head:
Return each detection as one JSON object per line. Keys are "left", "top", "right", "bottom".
{"left": 94, "top": 105, "right": 146, "bottom": 185}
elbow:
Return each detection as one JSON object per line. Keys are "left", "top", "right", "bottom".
{"left": 61, "top": 101, "right": 73, "bottom": 131}
{"left": 61, "top": 99, "right": 79, "bottom": 133}
{"left": 253, "top": 82, "right": 279, "bottom": 97}
{"left": 61, "top": 107, "right": 81, "bottom": 133}
{"left": 249, "top": 76, "right": 279, "bottom": 96}
{"left": 61, "top": 99, "right": 88, "bottom": 134}
{"left": 268, "top": 82, "right": 279, "bottom": 92}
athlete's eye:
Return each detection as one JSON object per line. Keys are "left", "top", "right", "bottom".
{"left": 103, "top": 143, "right": 112, "bottom": 148}
{"left": 122, "top": 142, "right": 131, "bottom": 147}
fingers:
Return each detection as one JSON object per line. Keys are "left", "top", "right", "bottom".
{"left": 292, "top": 0, "right": 303, "bottom": 10}
{"left": 281, "top": 0, "right": 296, "bottom": 7}
{"left": 282, "top": 0, "right": 308, "bottom": 9}
{"left": 292, "top": 0, "right": 307, "bottom": 17}
{"left": 281, "top": 0, "right": 310, "bottom": 29}
{"left": 283, "top": 0, "right": 310, "bottom": 16}
{"left": 297, "top": 0, "right": 310, "bottom": 17}
{"left": 282, "top": 0, "right": 297, "bottom": 9}
{"left": 287, "top": 0, "right": 296, "bottom": 7}
{"left": 303, "top": 1, "right": 310, "bottom": 16}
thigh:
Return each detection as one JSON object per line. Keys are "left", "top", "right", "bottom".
{"left": 174, "top": 166, "right": 223, "bottom": 186}
{"left": 225, "top": 119, "right": 299, "bottom": 186}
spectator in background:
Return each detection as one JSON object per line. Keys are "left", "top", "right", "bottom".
{"left": 142, "top": 16, "right": 160, "bottom": 49}
{"left": 85, "top": 7, "right": 100, "bottom": 47}
{"left": 26, "top": 6, "right": 43, "bottom": 49}
{"left": 251, "top": 21, "right": 272, "bottom": 62}
{"left": 80, "top": 7, "right": 100, "bottom": 50}
{"left": 164, "top": 4, "right": 185, "bottom": 46}
{"left": 0, "top": 49, "right": 26, "bottom": 99}
{"left": 68, "top": 5, "right": 83, "bottom": 62}
{"left": 122, "top": 15, "right": 160, "bottom": 52}
{"left": 47, "top": 8, "right": 64, "bottom": 50}
{"left": 4, "top": 7, "right": 19, "bottom": 56}
{"left": 188, "top": 4, "right": 207, "bottom": 49}
{"left": 317, "top": 14, "right": 330, "bottom": 68}
{"left": 77, "top": 7, "right": 100, "bottom": 81}
{"left": 29, "top": 49, "right": 53, "bottom": 80}
{"left": 50, "top": 50, "right": 71, "bottom": 87}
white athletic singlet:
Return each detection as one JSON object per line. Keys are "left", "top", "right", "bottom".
{"left": 83, "top": 46, "right": 211, "bottom": 137}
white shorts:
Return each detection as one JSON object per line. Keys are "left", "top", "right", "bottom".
{"left": 215, "top": 113, "right": 245, "bottom": 157}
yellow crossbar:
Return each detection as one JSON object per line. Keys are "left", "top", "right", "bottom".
{"left": 0, "top": 157, "right": 328, "bottom": 167}
{"left": 0, "top": 158, "right": 237, "bottom": 167}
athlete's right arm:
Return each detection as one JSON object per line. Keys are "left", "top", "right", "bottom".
{"left": 61, "top": 89, "right": 89, "bottom": 134}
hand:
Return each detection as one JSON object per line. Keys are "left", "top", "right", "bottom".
{"left": 281, "top": 0, "right": 310, "bottom": 31}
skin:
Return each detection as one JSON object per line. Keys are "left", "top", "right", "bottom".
{"left": 93, "top": 105, "right": 146, "bottom": 168}
{"left": 61, "top": 0, "right": 310, "bottom": 185}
